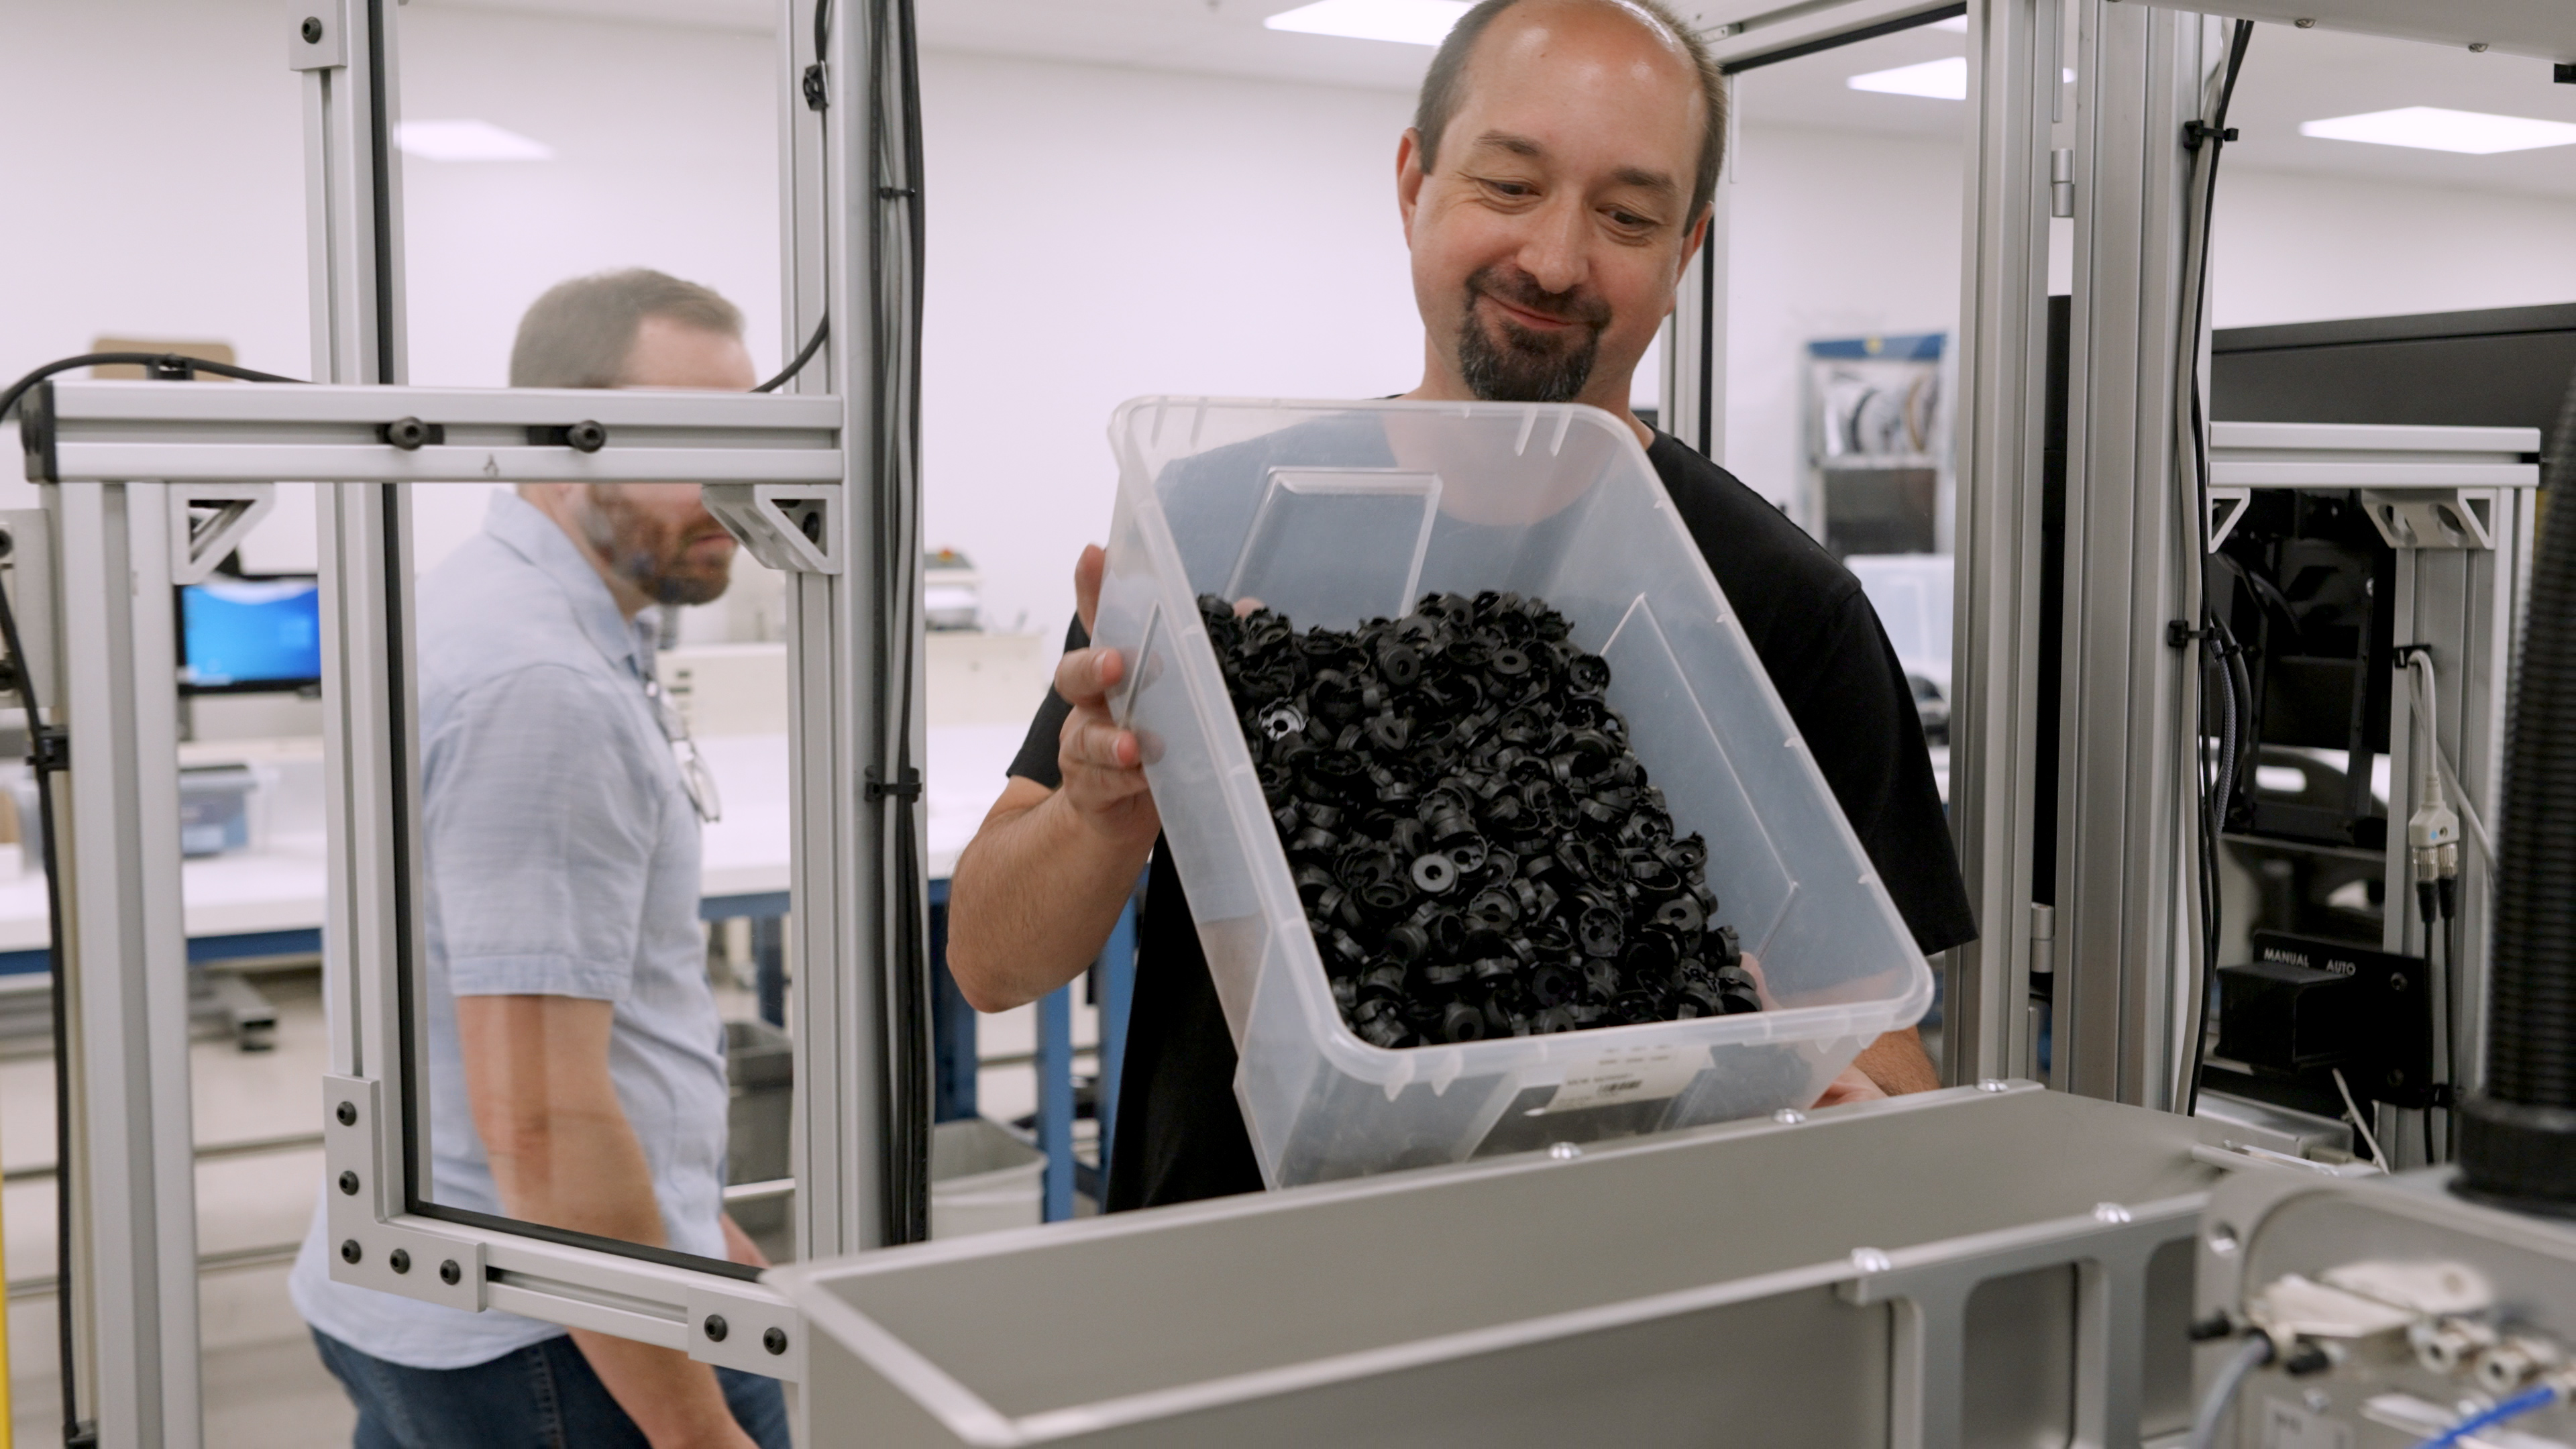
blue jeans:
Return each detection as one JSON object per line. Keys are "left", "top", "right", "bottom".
{"left": 312, "top": 1329, "right": 791, "bottom": 1449}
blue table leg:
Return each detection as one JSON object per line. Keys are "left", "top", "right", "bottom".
{"left": 1036, "top": 982, "right": 1075, "bottom": 1222}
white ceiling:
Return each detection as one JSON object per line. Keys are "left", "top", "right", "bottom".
{"left": 413, "top": 1, "right": 2576, "bottom": 199}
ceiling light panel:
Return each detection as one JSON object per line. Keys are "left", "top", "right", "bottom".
{"left": 1265, "top": 0, "right": 1470, "bottom": 46}
{"left": 1847, "top": 56, "right": 1966, "bottom": 100}
{"left": 394, "top": 119, "right": 554, "bottom": 162}
{"left": 2298, "top": 106, "right": 2576, "bottom": 155}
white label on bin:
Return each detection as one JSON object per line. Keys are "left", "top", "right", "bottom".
{"left": 1529, "top": 1043, "right": 1705, "bottom": 1115}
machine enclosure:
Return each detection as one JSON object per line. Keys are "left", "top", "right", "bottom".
{"left": 1089, "top": 397, "right": 1933, "bottom": 1186}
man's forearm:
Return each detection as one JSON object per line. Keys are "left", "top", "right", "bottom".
{"left": 1854, "top": 1027, "right": 1941, "bottom": 1095}
{"left": 947, "top": 786, "right": 1152, "bottom": 1012}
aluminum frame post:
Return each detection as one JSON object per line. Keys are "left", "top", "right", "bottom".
{"left": 1941, "top": 0, "right": 2059, "bottom": 1087}
{"left": 55, "top": 482, "right": 203, "bottom": 1449}
{"left": 2054, "top": 1, "right": 2208, "bottom": 1109}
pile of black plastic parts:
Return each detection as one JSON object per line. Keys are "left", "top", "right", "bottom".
{"left": 1202, "top": 590, "right": 1760, "bottom": 1049}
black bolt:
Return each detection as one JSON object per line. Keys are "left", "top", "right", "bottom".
{"left": 2280, "top": 1341, "right": 2334, "bottom": 1377}
{"left": 799, "top": 510, "right": 823, "bottom": 543}
{"left": 439, "top": 1259, "right": 462, "bottom": 1286}
{"left": 339, "top": 1239, "right": 362, "bottom": 1265}
{"left": 704, "top": 1314, "right": 729, "bottom": 1342}
{"left": 763, "top": 1327, "right": 788, "bottom": 1355}
{"left": 564, "top": 419, "right": 607, "bottom": 453}
{"left": 301, "top": 15, "right": 323, "bottom": 43}
{"left": 382, "top": 417, "right": 433, "bottom": 450}
{"left": 2186, "top": 1310, "right": 2236, "bottom": 1342}
{"left": 2389, "top": 973, "right": 2408, "bottom": 991}
{"left": 335, "top": 1101, "right": 358, "bottom": 1126}
{"left": 338, "top": 1170, "right": 360, "bottom": 1195}
{"left": 389, "top": 1249, "right": 411, "bottom": 1275}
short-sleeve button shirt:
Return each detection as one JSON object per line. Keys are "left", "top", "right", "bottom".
{"left": 292, "top": 490, "right": 729, "bottom": 1368}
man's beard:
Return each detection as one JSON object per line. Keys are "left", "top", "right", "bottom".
{"left": 579, "top": 485, "right": 734, "bottom": 607}
{"left": 1455, "top": 266, "right": 1612, "bottom": 403}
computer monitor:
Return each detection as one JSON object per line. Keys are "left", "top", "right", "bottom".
{"left": 176, "top": 574, "right": 322, "bottom": 694}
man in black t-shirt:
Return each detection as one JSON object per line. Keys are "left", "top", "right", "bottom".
{"left": 946, "top": 0, "right": 1977, "bottom": 1211}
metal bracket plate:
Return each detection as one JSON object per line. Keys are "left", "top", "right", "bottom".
{"left": 703, "top": 484, "right": 841, "bottom": 574}
{"left": 322, "top": 1075, "right": 486, "bottom": 1311}
{"left": 169, "top": 483, "right": 276, "bottom": 586}
{"left": 684, "top": 1280, "right": 808, "bottom": 1381}
{"left": 2359, "top": 488, "right": 2499, "bottom": 551}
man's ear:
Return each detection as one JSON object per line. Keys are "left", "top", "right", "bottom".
{"left": 1677, "top": 204, "right": 1712, "bottom": 282}
{"left": 1396, "top": 126, "right": 1428, "bottom": 244}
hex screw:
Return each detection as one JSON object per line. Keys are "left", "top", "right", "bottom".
{"left": 1547, "top": 1141, "right": 1582, "bottom": 1161}
{"left": 389, "top": 1249, "right": 411, "bottom": 1275}
{"left": 381, "top": 417, "right": 433, "bottom": 451}
{"left": 301, "top": 15, "right": 323, "bottom": 43}
{"left": 704, "top": 1314, "right": 730, "bottom": 1343}
{"left": 335, "top": 1101, "right": 358, "bottom": 1126}
{"left": 338, "top": 1170, "right": 360, "bottom": 1195}
{"left": 339, "top": 1239, "right": 362, "bottom": 1265}
{"left": 439, "top": 1259, "right": 462, "bottom": 1286}
{"left": 564, "top": 420, "right": 607, "bottom": 453}
{"left": 763, "top": 1328, "right": 788, "bottom": 1355}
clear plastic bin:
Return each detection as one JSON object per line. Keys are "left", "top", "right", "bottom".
{"left": 1093, "top": 398, "right": 1933, "bottom": 1187}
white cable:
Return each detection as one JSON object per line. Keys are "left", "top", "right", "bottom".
{"left": 2407, "top": 657, "right": 2493, "bottom": 867}
{"left": 2188, "top": 1335, "right": 2276, "bottom": 1449}
{"left": 2334, "top": 1067, "right": 2391, "bottom": 1172}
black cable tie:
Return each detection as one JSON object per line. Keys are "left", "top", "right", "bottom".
{"left": 865, "top": 765, "right": 922, "bottom": 804}
{"left": 31, "top": 730, "right": 68, "bottom": 774}
{"left": 2181, "top": 120, "right": 2239, "bottom": 152}
{"left": 2167, "top": 620, "right": 2202, "bottom": 649}
{"left": 877, "top": 186, "right": 918, "bottom": 200}
{"left": 802, "top": 61, "right": 828, "bottom": 111}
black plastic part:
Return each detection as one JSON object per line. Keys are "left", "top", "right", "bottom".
{"left": 763, "top": 1326, "right": 789, "bottom": 1354}
{"left": 19, "top": 381, "right": 56, "bottom": 483}
{"left": 339, "top": 1239, "right": 362, "bottom": 1265}
{"left": 378, "top": 417, "right": 443, "bottom": 450}
{"left": 2279, "top": 1341, "right": 2333, "bottom": 1377}
{"left": 1212, "top": 592, "right": 1748, "bottom": 1049}
{"left": 2187, "top": 1311, "right": 2236, "bottom": 1342}
{"left": 2557, "top": 62, "right": 2575, "bottom": 84}
{"left": 389, "top": 1248, "right": 410, "bottom": 1275}
{"left": 2458, "top": 367, "right": 2576, "bottom": 1212}
{"left": 704, "top": 1314, "right": 730, "bottom": 1342}
{"left": 2215, "top": 931, "right": 2434, "bottom": 1108}
{"left": 865, "top": 766, "right": 924, "bottom": 802}
{"left": 524, "top": 421, "right": 606, "bottom": 452}
{"left": 337, "top": 1170, "right": 360, "bottom": 1195}
{"left": 336, "top": 1100, "right": 358, "bottom": 1126}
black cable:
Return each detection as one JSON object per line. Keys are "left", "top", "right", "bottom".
{"left": 752, "top": 318, "right": 829, "bottom": 394}
{"left": 0, "top": 531, "right": 80, "bottom": 1448}
{"left": 0, "top": 349, "right": 301, "bottom": 1446}
{"left": 2178, "top": 19, "right": 2254, "bottom": 1119}
{"left": 1, "top": 352, "right": 304, "bottom": 427}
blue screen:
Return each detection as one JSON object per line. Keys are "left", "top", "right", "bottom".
{"left": 180, "top": 577, "right": 321, "bottom": 690}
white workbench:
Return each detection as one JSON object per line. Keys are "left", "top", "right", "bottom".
{"left": 0, "top": 725, "right": 1030, "bottom": 969}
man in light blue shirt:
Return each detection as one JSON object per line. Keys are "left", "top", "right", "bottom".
{"left": 292, "top": 270, "right": 786, "bottom": 1449}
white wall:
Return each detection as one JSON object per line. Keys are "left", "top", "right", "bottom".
{"left": 917, "top": 51, "right": 1423, "bottom": 639}
{"left": 1721, "top": 124, "right": 1966, "bottom": 511}
{"left": 2210, "top": 168, "right": 2576, "bottom": 330}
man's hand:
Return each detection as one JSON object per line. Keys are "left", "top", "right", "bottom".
{"left": 1812, "top": 1065, "right": 1888, "bottom": 1109}
{"left": 946, "top": 547, "right": 1167, "bottom": 1012}
{"left": 1053, "top": 543, "right": 1159, "bottom": 849}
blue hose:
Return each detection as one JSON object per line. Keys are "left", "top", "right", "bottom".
{"left": 2414, "top": 1385, "right": 2559, "bottom": 1448}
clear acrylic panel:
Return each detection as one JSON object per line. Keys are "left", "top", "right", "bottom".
{"left": 388, "top": 1, "right": 797, "bottom": 1271}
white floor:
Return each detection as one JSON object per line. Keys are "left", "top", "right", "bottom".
{"left": 1, "top": 958, "right": 1085, "bottom": 1446}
